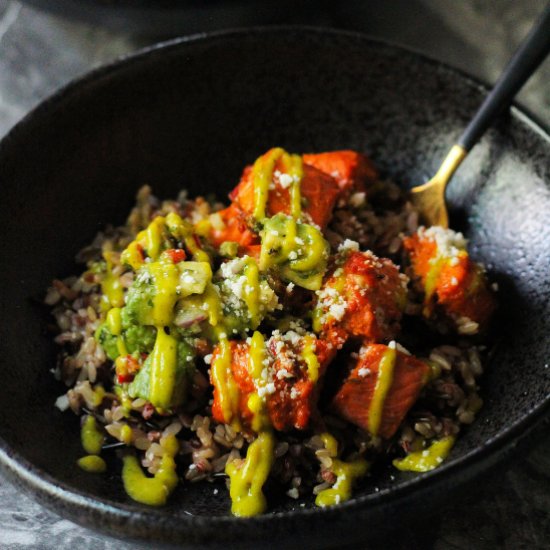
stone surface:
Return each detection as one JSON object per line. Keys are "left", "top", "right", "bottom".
{"left": 0, "top": 1, "right": 548, "bottom": 548}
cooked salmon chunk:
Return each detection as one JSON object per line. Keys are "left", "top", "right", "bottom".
{"left": 230, "top": 159, "right": 340, "bottom": 229}
{"left": 331, "top": 343, "right": 429, "bottom": 439}
{"left": 266, "top": 331, "right": 335, "bottom": 431}
{"left": 314, "top": 248, "right": 408, "bottom": 344}
{"left": 210, "top": 332, "right": 335, "bottom": 432}
{"left": 403, "top": 226, "right": 496, "bottom": 333}
{"left": 209, "top": 203, "right": 260, "bottom": 251}
{"left": 302, "top": 150, "right": 378, "bottom": 198}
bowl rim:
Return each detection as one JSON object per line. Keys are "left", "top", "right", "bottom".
{"left": 0, "top": 24, "right": 549, "bottom": 542}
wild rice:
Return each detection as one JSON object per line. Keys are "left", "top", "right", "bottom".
{"left": 48, "top": 181, "right": 492, "bottom": 508}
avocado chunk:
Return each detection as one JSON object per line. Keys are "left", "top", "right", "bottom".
{"left": 128, "top": 337, "right": 196, "bottom": 409}
{"left": 94, "top": 323, "right": 119, "bottom": 361}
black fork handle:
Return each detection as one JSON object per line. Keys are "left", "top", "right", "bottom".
{"left": 458, "top": 2, "right": 550, "bottom": 152}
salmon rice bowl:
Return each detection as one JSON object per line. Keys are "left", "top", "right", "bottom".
{"left": 46, "top": 147, "right": 497, "bottom": 516}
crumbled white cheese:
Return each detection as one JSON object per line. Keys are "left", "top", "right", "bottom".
{"left": 328, "top": 302, "right": 347, "bottom": 321}
{"left": 285, "top": 331, "right": 302, "bottom": 346}
{"left": 219, "top": 257, "right": 247, "bottom": 278}
{"left": 277, "top": 368, "right": 292, "bottom": 379}
{"left": 279, "top": 173, "right": 293, "bottom": 188}
{"left": 338, "top": 239, "right": 360, "bottom": 252}
{"left": 419, "top": 226, "right": 467, "bottom": 260}
{"left": 203, "top": 354, "right": 213, "bottom": 365}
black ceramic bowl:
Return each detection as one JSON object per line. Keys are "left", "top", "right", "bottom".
{"left": 0, "top": 28, "right": 549, "bottom": 548}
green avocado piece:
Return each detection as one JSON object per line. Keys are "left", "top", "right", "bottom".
{"left": 94, "top": 323, "right": 119, "bottom": 361}
{"left": 124, "top": 269, "right": 156, "bottom": 326}
{"left": 127, "top": 337, "right": 196, "bottom": 408}
{"left": 124, "top": 324, "right": 156, "bottom": 355}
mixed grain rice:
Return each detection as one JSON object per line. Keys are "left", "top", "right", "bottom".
{"left": 47, "top": 183, "right": 489, "bottom": 504}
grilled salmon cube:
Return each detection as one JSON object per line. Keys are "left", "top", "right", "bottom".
{"left": 314, "top": 249, "right": 408, "bottom": 343}
{"left": 403, "top": 226, "right": 496, "bottom": 333}
{"left": 266, "top": 333, "right": 335, "bottom": 431}
{"left": 229, "top": 161, "right": 340, "bottom": 229}
{"left": 208, "top": 203, "right": 260, "bottom": 251}
{"left": 331, "top": 343, "right": 429, "bottom": 439}
{"left": 210, "top": 332, "right": 335, "bottom": 432}
{"left": 302, "top": 150, "right": 378, "bottom": 198}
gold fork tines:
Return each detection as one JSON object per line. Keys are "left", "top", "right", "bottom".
{"left": 409, "top": 144, "right": 467, "bottom": 228}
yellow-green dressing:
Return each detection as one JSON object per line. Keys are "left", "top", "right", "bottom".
{"left": 367, "top": 348, "right": 397, "bottom": 436}
{"left": 149, "top": 258, "right": 180, "bottom": 327}
{"left": 106, "top": 307, "right": 122, "bottom": 336}
{"left": 77, "top": 455, "right": 107, "bottom": 473}
{"left": 200, "top": 283, "right": 222, "bottom": 327}
{"left": 210, "top": 337, "right": 241, "bottom": 428}
{"left": 259, "top": 214, "right": 329, "bottom": 291}
{"left": 122, "top": 434, "right": 179, "bottom": 506}
{"left": 252, "top": 147, "right": 303, "bottom": 221}
{"left": 393, "top": 436, "right": 456, "bottom": 472}
{"left": 315, "top": 433, "right": 369, "bottom": 507}
{"left": 145, "top": 216, "right": 166, "bottom": 261}
{"left": 246, "top": 331, "right": 271, "bottom": 433}
{"left": 149, "top": 327, "right": 178, "bottom": 410}
{"left": 302, "top": 335, "right": 320, "bottom": 383}
{"left": 226, "top": 431, "right": 275, "bottom": 517}
{"left": 81, "top": 415, "right": 104, "bottom": 455}
{"left": 101, "top": 251, "right": 124, "bottom": 310}
{"left": 242, "top": 258, "right": 261, "bottom": 328}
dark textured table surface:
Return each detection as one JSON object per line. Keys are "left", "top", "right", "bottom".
{"left": 0, "top": 1, "right": 548, "bottom": 548}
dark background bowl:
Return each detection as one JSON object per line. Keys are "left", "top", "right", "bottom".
{"left": 0, "top": 28, "right": 549, "bottom": 548}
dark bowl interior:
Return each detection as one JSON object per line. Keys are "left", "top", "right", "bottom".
{"left": 0, "top": 28, "right": 549, "bottom": 548}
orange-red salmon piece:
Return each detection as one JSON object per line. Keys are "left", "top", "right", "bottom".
{"left": 332, "top": 343, "right": 429, "bottom": 439}
{"left": 266, "top": 336, "right": 335, "bottom": 431}
{"left": 302, "top": 150, "right": 378, "bottom": 198}
{"left": 229, "top": 162, "right": 340, "bottom": 228}
{"left": 210, "top": 335, "right": 335, "bottom": 432}
{"left": 209, "top": 203, "right": 260, "bottom": 251}
{"left": 403, "top": 232, "right": 496, "bottom": 330}
{"left": 316, "top": 250, "right": 407, "bottom": 344}
{"left": 437, "top": 254, "right": 496, "bottom": 328}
